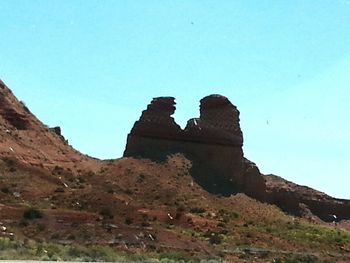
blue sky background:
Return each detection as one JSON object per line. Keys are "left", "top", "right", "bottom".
{"left": 1, "top": 0, "right": 350, "bottom": 198}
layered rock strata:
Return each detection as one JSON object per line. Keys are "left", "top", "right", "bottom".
{"left": 264, "top": 175, "right": 350, "bottom": 222}
{"left": 124, "top": 95, "right": 265, "bottom": 197}
{"left": 0, "top": 81, "right": 31, "bottom": 130}
{"left": 124, "top": 94, "right": 350, "bottom": 222}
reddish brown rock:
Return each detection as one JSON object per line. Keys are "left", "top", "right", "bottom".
{"left": 184, "top": 95, "right": 243, "bottom": 146}
{"left": 0, "top": 81, "right": 31, "bottom": 130}
{"left": 199, "top": 94, "right": 243, "bottom": 143}
{"left": 130, "top": 97, "right": 182, "bottom": 139}
{"left": 1, "top": 78, "right": 350, "bottom": 223}
{"left": 124, "top": 94, "right": 265, "bottom": 196}
{"left": 264, "top": 174, "right": 350, "bottom": 222}
{"left": 124, "top": 94, "right": 350, "bottom": 222}
{"left": 124, "top": 97, "right": 183, "bottom": 160}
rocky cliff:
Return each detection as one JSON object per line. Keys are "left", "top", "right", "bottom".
{"left": 124, "top": 95, "right": 350, "bottom": 222}
{"left": 124, "top": 95, "right": 265, "bottom": 197}
{"left": 0, "top": 80, "right": 95, "bottom": 170}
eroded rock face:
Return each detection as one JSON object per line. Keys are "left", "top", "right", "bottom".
{"left": 264, "top": 174, "right": 350, "bottom": 222}
{"left": 128, "top": 97, "right": 182, "bottom": 140}
{"left": 184, "top": 95, "right": 243, "bottom": 146}
{"left": 198, "top": 94, "right": 243, "bottom": 144}
{"left": 124, "top": 94, "right": 266, "bottom": 196}
{"left": 124, "top": 95, "right": 350, "bottom": 222}
{"left": 0, "top": 82, "right": 31, "bottom": 130}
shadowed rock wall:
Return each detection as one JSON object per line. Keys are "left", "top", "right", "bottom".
{"left": 124, "top": 95, "right": 266, "bottom": 197}
{"left": 124, "top": 94, "right": 350, "bottom": 222}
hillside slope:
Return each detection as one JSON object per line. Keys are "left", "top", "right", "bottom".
{"left": 1, "top": 80, "right": 350, "bottom": 262}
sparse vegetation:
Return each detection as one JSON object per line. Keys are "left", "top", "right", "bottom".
{"left": 0, "top": 187, "right": 10, "bottom": 194}
{"left": 3, "top": 157, "right": 16, "bottom": 167}
{"left": 175, "top": 210, "right": 183, "bottom": 220}
{"left": 190, "top": 207, "right": 206, "bottom": 214}
{"left": 0, "top": 237, "right": 227, "bottom": 262}
{"left": 23, "top": 208, "right": 43, "bottom": 220}
{"left": 36, "top": 223, "right": 46, "bottom": 232}
{"left": 8, "top": 167, "right": 16, "bottom": 172}
{"left": 206, "top": 232, "right": 223, "bottom": 245}
{"left": 84, "top": 171, "right": 96, "bottom": 177}
{"left": 18, "top": 219, "right": 29, "bottom": 227}
{"left": 54, "top": 187, "right": 65, "bottom": 193}
{"left": 138, "top": 173, "right": 146, "bottom": 182}
{"left": 0, "top": 237, "right": 134, "bottom": 261}
{"left": 124, "top": 217, "right": 133, "bottom": 225}
{"left": 99, "top": 207, "right": 114, "bottom": 220}
{"left": 251, "top": 218, "right": 350, "bottom": 249}
{"left": 124, "top": 189, "right": 133, "bottom": 195}
{"left": 273, "top": 253, "right": 319, "bottom": 263}
{"left": 52, "top": 165, "right": 64, "bottom": 175}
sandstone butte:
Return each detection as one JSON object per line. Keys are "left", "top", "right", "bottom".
{"left": 124, "top": 95, "right": 350, "bottom": 222}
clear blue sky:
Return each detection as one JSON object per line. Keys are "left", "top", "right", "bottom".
{"left": 1, "top": 0, "right": 350, "bottom": 198}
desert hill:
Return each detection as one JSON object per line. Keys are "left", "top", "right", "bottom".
{"left": 0, "top": 79, "right": 350, "bottom": 262}
{"left": 0, "top": 80, "right": 100, "bottom": 171}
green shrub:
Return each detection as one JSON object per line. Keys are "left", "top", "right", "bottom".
{"left": 18, "top": 219, "right": 29, "bottom": 227}
{"left": 36, "top": 223, "right": 46, "bottom": 231}
{"left": 124, "top": 189, "right": 133, "bottom": 195}
{"left": 159, "top": 251, "right": 188, "bottom": 262}
{"left": 277, "top": 253, "right": 319, "bottom": 263}
{"left": 50, "top": 233, "right": 60, "bottom": 239}
{"left": 125, "top": 217, "right": 133, "bottom": 225}
{"left": 23, "top": 208, "right": 43, "bottom": 220}
{"left": 99, "top": 208, "right": 113, "bottom": 219}
{"left": 206, "top": 232, "right": 223, "bottom": 245}
{"left": 54, "top": 187, "right": 65, "bottom": 193}
{"left": 189, "top": 207, "right": 206, "bottom": 214}
{"left": 175, "top": 211, "right": 183, "bottom": 220}
{"left": 0, "top": 187, "right": 10, "bottom": 194}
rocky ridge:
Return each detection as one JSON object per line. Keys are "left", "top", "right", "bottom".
{"left": 1, "top": 80, "right": 350, "bottom": 261}
{"left": 0, "top": 80, "right": 98, "bottom": 170}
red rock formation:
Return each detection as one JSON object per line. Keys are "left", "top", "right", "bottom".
{"left": 128, "top": 97, "right": 182, "bottom": 140}
{"left": 124, "top": 94, "right": 350, "bottom": 222}
{"left": 2, "top": 79, "right": 350, "bottom": 223}
{"left": 124, "top": 97, "right": 183, "bottom": 161}
{"left": 184, "top": 95, "right": 243, "bottom": 146}
{"left": 0, "top": 82, "right": 31, "bottom": 130}
{"left": 198, "top": 94, "right": 243, "bottom": 144}
{"left": 0, "top": 79, "right": 95, "bottom": 171}
{"left": 124, "top": 94, "right": 266, "bottom": 196}
{"left": 264, "top": 174, "right": 350, "bottom": 222}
